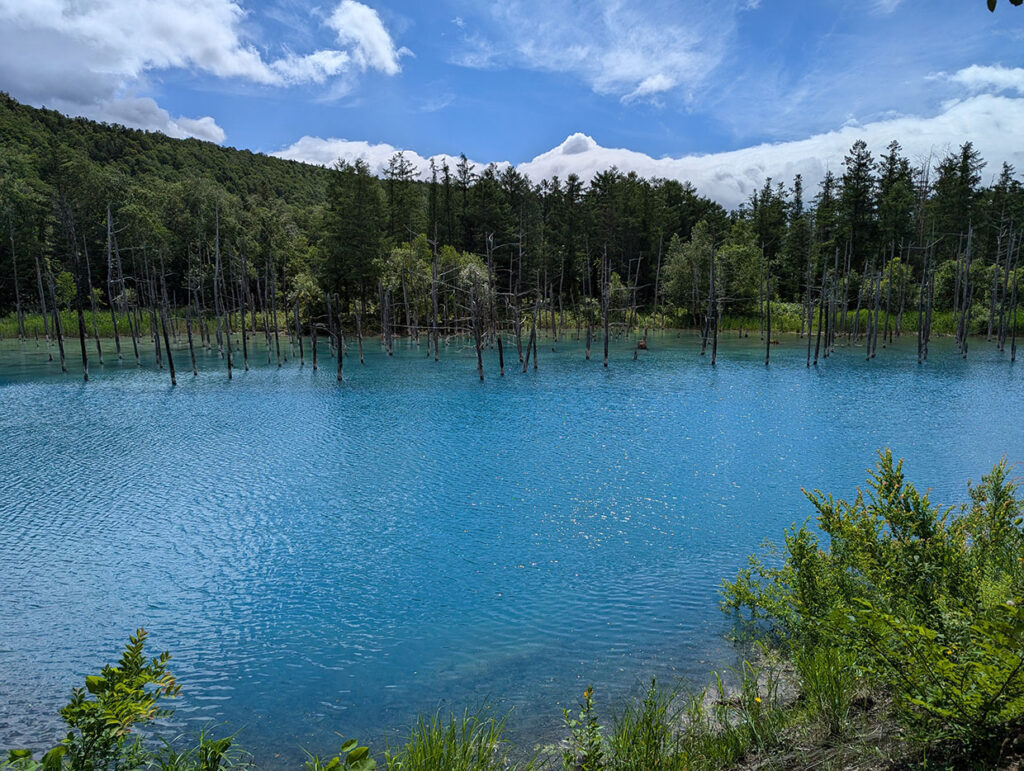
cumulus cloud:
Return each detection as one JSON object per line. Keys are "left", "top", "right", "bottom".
{"left": 0, "top": 0, "right": 405, "bottom": 142}
{"left": 328, "top": 0, "right": 409, "bottom": 76}
{"left": 522, "top": 96, "right": 1024, "bottom": 207}
{"left": 276, "top": 94, "right": 1024, "bottom": 210}
{"left": 273, "top": 136, "right": 505, "bottom": 179}
{"left": 946, "top": 64, "right": 1024, "bottom": 95}
{"left": 89, "top": 96, "right": 228, "bottom": 143}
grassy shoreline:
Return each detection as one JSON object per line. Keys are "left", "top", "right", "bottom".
{"left": 0, "top": 304, "right": 994, "bottom": 344}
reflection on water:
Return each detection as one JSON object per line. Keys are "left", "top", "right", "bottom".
{"left": 0, "top": 332, "right": 1020, "bottom": 765}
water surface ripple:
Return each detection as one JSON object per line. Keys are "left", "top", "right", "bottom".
{"left": 0, "top": 334, "right": 1020, "bottom": 765}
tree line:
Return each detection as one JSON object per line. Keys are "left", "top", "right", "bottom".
{"left": 0, "top": 92, "right": 1020, "bottom": 380}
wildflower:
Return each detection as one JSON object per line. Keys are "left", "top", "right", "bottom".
{"left": 754, "top": 697, "right": 762, "bottom": 703}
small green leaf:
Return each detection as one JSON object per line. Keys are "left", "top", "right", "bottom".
{"left": 339, "top": 739, "right": 357, "bottom": 753}
{"left": 347, "top": 746, "right": 369, "bottom": 762}
{"left": 84, "top": 676, "right": 104, "bottom": 694}
{"left": 41, "top": 746, "right": 67, "bottom": 770}
{"left": 8, "top": 749, "right": 33, "bottom": 760}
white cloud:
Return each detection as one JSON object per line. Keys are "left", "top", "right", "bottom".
{"left": 452, "top": 0, "right": 734, "bottom": 104}
{"left": 871, "top": 0, "right": 904, "bottom": 14}
{"left": 0, "top": 0, "right": 405, "bottom": 142}
{"left": 276, "top": 94, "right": 1024, "bottom": 210}
{"left": 173, "top": 116, "right": 229, "bottom": 144}
{"left": 946, "top": 64, "right": 1024, "bottom": 95}
{"left": 328, "top": 0, "right": 408, "bottom": 76}
{"left": 272, "top": 136, "right": 506, "bottom": 179}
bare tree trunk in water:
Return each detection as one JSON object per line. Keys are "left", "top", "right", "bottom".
{"left": 80, "top": 238, "right": 103, "bottom": 365}
{"left": 46, "top": 263, "right": 67, "bottom": 373}
{"left": 882, "top": 243, "right": 894, "bottom": 348}
{"left": 295, "top": 300, "right": 304, "bottom": 366}
{"left": 224, "top": 269, "right": 233, "bottom": 380}
{"left": 522, "top": 301, "right": 539, "bottom": 373}
{"left": 336, "top": 311, "right": 345, "bottom": 382}
{"left": 159, "top": 304, "right": 176, "bottom": 386}
{"left": 356, "top": 305, "right": 365, "bottom": 364}
{"left": 710, "top": 249, "right": 719, "bottom": 366}
{"left": 34, "top": 253, "right": 52, "bottom": 355}
{"left": 186, "top": 303, "right": 198, "bottom": 376}
{"left": 1011, "top": 270, "right": 1018, "bottom": 363}
{"left": 431, "top": 230, "right": 440, "bottom": 362}
{"left": 471, "top": 286, "right": 484, "bottom": 381}
{"left": 214, "top": 213, "right": 224, "bottom": 356}
{"left": 764, "top": 265, "right": 772, "bottom": 366}
{"left": 106, "top": 210, "right": 122, "bottom": 358}
{"left": 603, "top": 248, "right": 610, "bottom": 368}
{"left": 270, "top": 258, "right": 282, "bottom": 367}
{"left": 497, "top": 335, "right": 504, "bottom": 376}
{"left": 74, "top": 256, "right": 89, "bottom": 382}
{"left": 326, "top": 292, "right": 336, "bottom": 358}
{"left": 240, "top": 256, "right": 249, "bottom": 371}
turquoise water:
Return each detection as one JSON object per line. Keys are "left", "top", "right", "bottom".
{"left": 0, "top": 332, "right": 1021, "bottom": 765}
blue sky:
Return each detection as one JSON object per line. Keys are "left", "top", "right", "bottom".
{"left": 1, "top": 0, "right": 1023, "bottom": 206}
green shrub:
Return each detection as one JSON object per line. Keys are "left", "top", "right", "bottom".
{"left": 561, "top": 687, "right": 603, "bottom": 771}
{"left": 722, "top": 451, "right": 1024, "bottom": 750}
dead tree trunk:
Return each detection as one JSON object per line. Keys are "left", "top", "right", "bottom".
{"left": 602, "top": 248, "right": 610, "bottom": 368}
{"left": 295, "top": 300, "right": 304, "bottom": 366}
{"left": 34, "top": 253, "right": 52, "bottom": 349}
{"left": 46, "top": 262, "right": 67, "bottom": 373}
{"left": 186, "top": 303, "right": 198, "bottom": 376}
{"left": 431, "top": 232, "right": 440, "bottom": 362}
{"left": 356, "top": 305, "right": 365, "bottom": 364}
{"left": 270, "top": 258, "right": 282, "bottom": 367}
{"left": 471, "top": 286, "right": 484, "bottom": 381}
{"left": 764, "top": 264, "right": 772, "bottom": 366}
{"left": 240, "top": 255, "right": 249, "bottom": 371}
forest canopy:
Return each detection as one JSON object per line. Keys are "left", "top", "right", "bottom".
{"left": 1, "top": 92, "right": 1021, "bottom": 350}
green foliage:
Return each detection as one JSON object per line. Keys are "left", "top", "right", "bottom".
{"left": 672, "top": 658, "right": 785, "bottom": 771}
{"left": 60, "top": 628, "right": 180, "bottom": 770}
{"left": 607, "top": 680, "right": 680, "bottom": 770}
{"left": 384, "top": 709, "right": 512, "bottom": 771}
{"left": 304, "top": 738, "right": 375, "bottom": 771}
{"left": 152, "top": 728, "right": 247, "bottom": 771}
{"left": 3, "top": 628, "right": 180, "bottom": 770}
{"left": 722, "top": 451, "right": 1024, "bottom": 752}
{"left": 562, "top": 687, "right": 604, "bottom": 771}
{"left": 792, "top": 644, "right": 858, "bottom": 737}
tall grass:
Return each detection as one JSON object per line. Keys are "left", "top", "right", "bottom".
{"left": 607, "top": 679, "right": 681, "bottom": 770}
{"left": 384, "top": 708, "right": 521, "bottom": 771}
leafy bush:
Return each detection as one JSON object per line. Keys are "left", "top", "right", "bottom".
{"left": 2, "top": 629, "right": 245, "bottom": 771}
{"left": 722, "top": 451, "right": 1024, "bottom": 751}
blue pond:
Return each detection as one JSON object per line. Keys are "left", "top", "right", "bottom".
{"left": 0, "top": 332, "right": 1021, "bottom": 765}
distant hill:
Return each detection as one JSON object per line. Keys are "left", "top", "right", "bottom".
{"left": 0, "top": 92, "right": 331, "bottom": 208}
